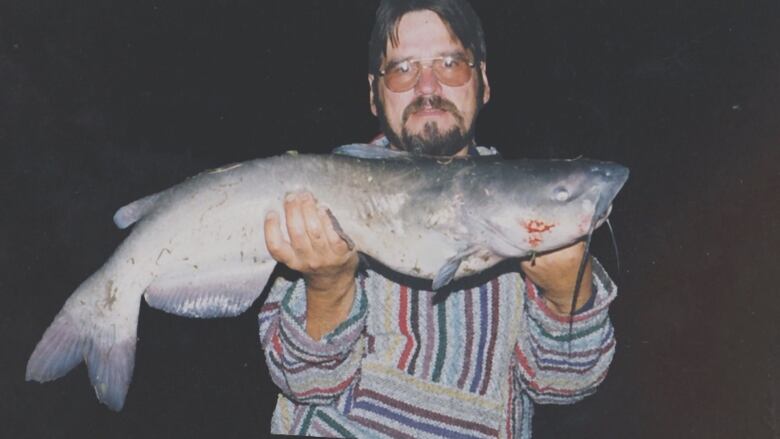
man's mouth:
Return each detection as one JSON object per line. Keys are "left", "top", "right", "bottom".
{"left": 413, "top": 107, "right": 448, "bottom": 117}
{"left": 402, "top": 95, "right": 460, "bottom": 124}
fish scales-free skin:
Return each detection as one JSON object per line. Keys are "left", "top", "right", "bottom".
{"left": 26, "top": 150, "right": 628, "bottom": 411}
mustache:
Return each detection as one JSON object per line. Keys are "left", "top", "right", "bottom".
{"left": 402, "top": 95, "right": 463, "bottom": 125}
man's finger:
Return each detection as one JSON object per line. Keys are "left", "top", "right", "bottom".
{"left": 264, "top": 210, "right": 296, "bottom": 264}
{"left": 300, "top": 193, "right": 328, "bottom": 250}
{"left": 284, "top": 193, "right": 314, "bottom": 255}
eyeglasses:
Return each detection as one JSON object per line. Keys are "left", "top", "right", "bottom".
{"left": 379, "top": 55, "right": 476, "bottom": 92}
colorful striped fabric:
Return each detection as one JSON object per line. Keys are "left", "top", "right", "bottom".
{"left": 258, "top": 259, "right": 617, "bottom": 438}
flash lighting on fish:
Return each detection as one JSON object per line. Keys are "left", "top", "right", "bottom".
{"left": 582, "top": 198, "right": 594, "bottom": 211}
{"left": 554, "top": 187, "right": 570, "bottom": 202}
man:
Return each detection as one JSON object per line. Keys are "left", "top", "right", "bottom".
{"left": 259, "top": 1, "right": 616, "bottom": 437}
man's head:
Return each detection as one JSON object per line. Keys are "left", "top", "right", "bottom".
{"left": 368, "top": 0, "right": 490, "bottom": 156}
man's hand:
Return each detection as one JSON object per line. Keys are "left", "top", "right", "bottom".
{"left": 264, "top": 191, "right": 359, "bottom": 340}
{"left": 520, "top": 241, "right": 593, "bottom": 316}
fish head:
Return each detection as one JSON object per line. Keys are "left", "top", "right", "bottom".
{"left": 477, "top": 159, "right": 629, "bottom": 257}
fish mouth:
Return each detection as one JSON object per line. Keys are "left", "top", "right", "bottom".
{"left": 593, "top": 164, "right": 629, "bottom": 219}
{"left": 594, "top": 203, "right": 613, "bottom": 228}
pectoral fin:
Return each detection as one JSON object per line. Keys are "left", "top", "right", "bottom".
{"left": 144, "top": 260, "right": 276, "bottom": 318}
{"left": 432, "top": 257, "right": 461, "bottom": 290}
{"left": 324, "top": 208, "right": 355, "bottom": 250}
{"left": 432, "top": 245, "right": 481, "bottom": 290}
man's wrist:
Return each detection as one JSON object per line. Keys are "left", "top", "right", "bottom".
{"left": 306, "top": 275, "right": 356, "bottom": 305}
{"left": 304, "top": 275, "right": 357, "bottom": 340}
{"left": 540, "top": 282, "right": 594, "bottom": 316}
{"left": 305, "top": 267, "right": 357, "bottom": 298}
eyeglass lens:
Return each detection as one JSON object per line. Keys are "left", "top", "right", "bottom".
{"left": 383, "top": 58, "right": 473, "bottom": 92}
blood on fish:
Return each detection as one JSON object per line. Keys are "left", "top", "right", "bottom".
{"left": 578, "top": 217, "right": 592, "bottom": 234}
{"left": 522, "top": 219, "right": 556, "bottom": 248}
{"left": 524, "top": 219, "right": 556, "bottom": 234}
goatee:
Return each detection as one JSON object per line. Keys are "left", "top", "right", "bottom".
{"left": 377, "top": 95, "right": 476, "bottom": 156}
{"left": 402, "top": 121, "right": 469, "bottom": 156}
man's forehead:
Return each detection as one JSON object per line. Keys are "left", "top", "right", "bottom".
{"left": 384, "top": 10, "right": 467, "bottom": 60}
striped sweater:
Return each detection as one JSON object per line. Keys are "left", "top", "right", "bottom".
{"left": 258, "top": 259, "right": 616, "bottom": 438}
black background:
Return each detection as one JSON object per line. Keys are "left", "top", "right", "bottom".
{"left": 2, "top": 1, "right": 779, "bottom": 438}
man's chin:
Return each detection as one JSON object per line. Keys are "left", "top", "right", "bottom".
{"left": 405, "top": 120, "right": 455, "bottom": 139}
{"left": 400, "top": 125, "right": 470, "bottom": 156}
{"left": 407, "top": 112, "right": 453, "bottom": 128}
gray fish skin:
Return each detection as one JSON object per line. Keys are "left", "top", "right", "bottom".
{"left": 25, "top": 152, "right": 628, "bottom": 411}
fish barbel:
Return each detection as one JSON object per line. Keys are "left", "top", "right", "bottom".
{"left": 26, "top": 146, "right": 628, "bottom": 410}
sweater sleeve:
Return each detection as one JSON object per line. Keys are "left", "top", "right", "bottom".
{"left": 513, "top": 258, "right": 617, "bottom": 404}
{"left": 258, "top": 274, "right": 368, "bottom": 405}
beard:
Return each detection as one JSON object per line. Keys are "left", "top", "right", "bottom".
{"left": 377, "top": 95, "right": 477, "bottom": 156}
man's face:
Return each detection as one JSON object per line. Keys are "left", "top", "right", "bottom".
{"left": 369, "top": 10, "right": 490, "bottom": 156}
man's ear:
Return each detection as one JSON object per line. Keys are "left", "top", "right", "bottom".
{"left": 480, "top": 62, "right": 491, "bottom": 105}
{"left": 368, "top": 74, "right": 378, "bottom": 116}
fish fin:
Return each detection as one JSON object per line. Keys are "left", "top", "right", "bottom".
{"left": 27, "top": 313, "right": 136, "bottom": 411}
{"left": 26, "top": 313, "right": 86, "bottom": 384}
{"left": 432, "top": 245, "right": 480, "bottom": 290}
{"left": 432, "top": 256, "right": 464, "bottom": 291}
{"left": 86, "top": 331, "right": 136, "bottom": 411}
{"left": 113, "top": 192, "right": 163, "bottom": 229}
{"left": 324, "top": 208, "right": 355, "bottom": 250}
{"left": 432, "top": 260, "right": 459, "bottom": 290}
{"left": 27, "top": 276, "right": 139, "bottom": 411}
{"left": 333, "top": 144, "right": 411, "bottom": 159}
{"left": 144, "top": 261, "right": 276, "bottom": 318}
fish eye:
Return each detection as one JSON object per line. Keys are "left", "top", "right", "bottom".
{"left": 553, "top": 187, "right": 569, "bottom": 202}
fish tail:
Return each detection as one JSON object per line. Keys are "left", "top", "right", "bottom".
{"left": 26, "top": 270, "right": 140, "bottom": 411}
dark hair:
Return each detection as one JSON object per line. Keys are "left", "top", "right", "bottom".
{"left": 368, "top": 0, "right": 487, "bottom": 74}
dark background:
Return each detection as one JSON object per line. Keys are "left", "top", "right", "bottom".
{"left": 2, "top": 0, "right": 778, "bottom": 437}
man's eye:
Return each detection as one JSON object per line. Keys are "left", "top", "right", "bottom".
{"left": 395, "top": 62, "right": 412, "bottom": 74}
{"left": 442, "top": 57, "right": 459, "bottom": 68}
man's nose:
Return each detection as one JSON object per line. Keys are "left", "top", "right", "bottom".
{"left": 414, "top": 65, "right": 442, "bottom": 95}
